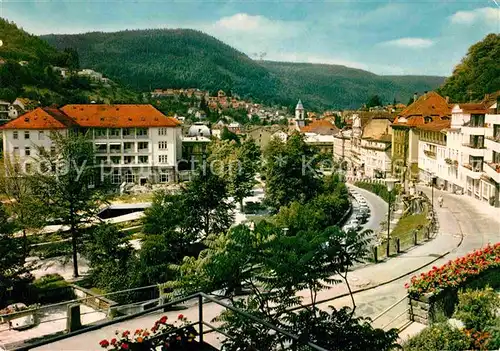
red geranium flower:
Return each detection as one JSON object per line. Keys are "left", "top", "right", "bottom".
{"left": 122, "top": 330, "right": 130, "bottom": 338}
{"left": 110, "top": 338, "right": 117, "bottom": 345}
{"left": 121, "top": 343, "right": 129, "bottom": 350}
{"left": 178, "top": 314, "right": 184, "bottom": 320}
{"left": 99, "top": 339, "right": 109, "bottom": 348}
{"left": 159, "top": 316, "right": 168, "bottom": 324}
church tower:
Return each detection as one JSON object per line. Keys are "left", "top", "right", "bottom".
{"left": 295, "top": 99, "right": 305, "bottom": 120}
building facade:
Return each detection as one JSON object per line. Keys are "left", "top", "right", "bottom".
{"left": 1, "top": 105, "right": 182, "bottom": 185}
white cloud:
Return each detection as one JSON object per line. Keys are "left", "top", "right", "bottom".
{"left": 379, "top": 38, "right": 435, "bottom": 49}
{"left": 449, "top": 7, "right": 500, "bottom": 25}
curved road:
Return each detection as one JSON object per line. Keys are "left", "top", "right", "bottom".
{"left": 346, "top": 184, "right": 388, "bottom": 232}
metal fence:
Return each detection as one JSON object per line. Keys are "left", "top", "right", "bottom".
{"left": 13, "top": 292, "right": 329, "bottom": 351}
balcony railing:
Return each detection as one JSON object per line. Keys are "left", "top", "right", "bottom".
{"left": 486, "top": 135, "right": 500, "bottom": 143}
{"left": 487, "top": 162, "right": 500, "bottom": 174}
{"left": 423, "top": 150, "right": 436, "bottom": 159}
{"left": 462, "top": 143, "right": 486, "bottom": 149}
{"left": 14, "top": 292, "right": 329, "bottom": 351}
{"left": 463, "top": 163, "right": 483, "bottom": 172}
{"left": 95, "top": 149, "right": 108, "bottom": 154}
{"left": 109, "top": 148, "right": 122, "bottom": 154}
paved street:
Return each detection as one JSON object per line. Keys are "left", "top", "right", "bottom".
{"left": 23, "top": 187, "right": 500, "bottom": 350}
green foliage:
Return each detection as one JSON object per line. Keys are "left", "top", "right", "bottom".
{"left": 220, "top": 127, "right": 240, "bottom": 144}
{"left": 29, "top": 131, "right": 111, "bottom": 277}
{"left": 288, "top": 306, "right": 399, "bottom": 351}
{"left": 42, "top": 28, "right": 444, "bottom": 110}
{"left": 354, "top": 181, "right": 397, "bottom": 203}
{"left": 263, "top": 133, "right": 321, "bottom": 211}
{"left": 0, "top": 19, "right": 140, "bottom": 106}
{"left": 453, "top": 287, "right": 499, "bottom": 331}
{"left": 438, "top": 33, "right": 500, "bottom": 103}
{"left": 29, "top": 274, "right": 75, "bottom": 304}
{"left": 366, "top": 94, "right": 383, "bottom": 108}
{"left": 0, "top": 204, "right": 33, "bottom": 307}
{"left": 403, "top": 323, "right": 471, "bottom": 351}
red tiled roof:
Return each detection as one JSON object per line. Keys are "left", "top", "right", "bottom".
{"left": 1, "top": 108, "right": 71, "bottom": 130}
{"left": 300, "top": 119, "right": 339, "bottom": 135}
{"left": 416, "top": 119, "right": 451, "bottom": 132}
{"left": 1, "top": 104, "right": 180, "bottom": 130}
{"left": 393, "top": 92, "right": 450, "bottom": 126}
{"left": 452, "top": 103, "right": 488, "bottom": 114}
{"left": 60, "top": 104, "right": 180, "bottom": 128}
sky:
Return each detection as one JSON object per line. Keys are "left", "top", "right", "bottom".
{"left": 1, "top": 0, "right": 499, "bottom": 76}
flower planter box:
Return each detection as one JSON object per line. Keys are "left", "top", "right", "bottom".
{"left": 406, "top": 244, "right": 500, "bottom": 325}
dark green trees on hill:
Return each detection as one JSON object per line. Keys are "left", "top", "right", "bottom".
{"left": 438, "top": 33, "right": 500, "bottom": 103}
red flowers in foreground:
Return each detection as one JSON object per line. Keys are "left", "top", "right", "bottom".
{"left": 406, "top": 243, "right": 500, "bottom": 298}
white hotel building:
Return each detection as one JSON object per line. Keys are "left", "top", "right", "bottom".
{"left": 1, "top": 104, "right": 182, "bottom": 185}
{"left": 417, "top": 98, "right": 499, "bottom": 207}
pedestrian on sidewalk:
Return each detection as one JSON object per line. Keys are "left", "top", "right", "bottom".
{"left": 438, "top": 195, "right": 443, "bottom": 207}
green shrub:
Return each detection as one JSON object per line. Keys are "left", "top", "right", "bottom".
{"left": 28, "top": 274, "right": 75, "bottom": 304}
{"left": 354, "top": 182, "right": 397, "bottom": 203}
{"left": 403, "top": 323, "right": 471, "bottom": 351}
{"left": 453, "top": 287, "right": 499, "bottom": 331}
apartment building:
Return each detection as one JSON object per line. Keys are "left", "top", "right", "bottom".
{"left": 333, "top": 129, "right": 352, "bottom": 168}
{"left": 1, "top": 104, "right": 182, "bottom": 185}
{"left": 446, "top": 100, "right": 499, "bottom": 206}
{"left": 392, "top": 92, "right": 451, "bottom": 183}
{"left": 417, "top": 119, "right": 451, "bottom": 188}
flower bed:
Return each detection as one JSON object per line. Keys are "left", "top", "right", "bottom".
{"left": 406, "top": 243, "right": 500, "bottom": 298}
{"left": 98, "top": 314, "right": 214, "bottom": 351}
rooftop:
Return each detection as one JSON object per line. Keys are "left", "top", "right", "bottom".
{"left": 416, "top": 118, "right": 451, "bottom": 132}
{"left": 300, "top": 118, "right": 339, "bottom": 135}
{"left": 1, "top": 105, "right": 180, "bottom": 130}
{"left": 393, "top": 92, "right": 450, "bottom": 126}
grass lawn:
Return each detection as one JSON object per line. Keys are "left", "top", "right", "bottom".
{"left": 391, "top": 210, "right": 429, "bottom": 246}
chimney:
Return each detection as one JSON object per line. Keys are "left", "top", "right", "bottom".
{"left": 446, "top": 96, "right": 449, "bottom": 103}
{"left": 413, "top": 92, "right": 418, "bottom": 102}
{"left": 424, "top": 91, "right": 428, "bottom": 98}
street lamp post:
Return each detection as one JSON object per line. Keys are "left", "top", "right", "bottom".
{"left": 431, "top": 175, "right": 437, "bottom": 210}
{"left": 384, "top": 178, "right": 397, "bottom": 257}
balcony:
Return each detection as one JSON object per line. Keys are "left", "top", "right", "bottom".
{"left": 461, "top": 163, "right": 483, "bottom": 180}
{"left": 423, "top": 150, "right": 436, "bottom": 159}
{"left": 485, "top": 136, "right": 500, "bottom": 153}
{"left": 461, "top": 143, "right": 486, "bottom": 157}
{"left": 461, "top": 126, "right": 486, "bottom": 136}
{"left": 484, "top": 162, "right": 500, "bottom": 183}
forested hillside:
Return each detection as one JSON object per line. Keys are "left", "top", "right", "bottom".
{"left": 42, "top": 28, "right": 444, "bottom": 109}
{"left": 0, "top": 18, "right": 141, "bottom": 105}
{"left": 438, "top": 33, "right": 499, "bottom": 103}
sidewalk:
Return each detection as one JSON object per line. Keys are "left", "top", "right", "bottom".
{"left": 29, "top": 188, "right": 467, "bottom": 350}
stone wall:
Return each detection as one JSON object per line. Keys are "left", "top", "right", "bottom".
{"left": 70, "top": 285, "right": 118, "bottom": 315}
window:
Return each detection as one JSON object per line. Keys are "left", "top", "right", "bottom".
{"left": 39, "top": 131, "right": 45, "bottom": 140}
{"left": 123, "top": 128, "right": 134, "bottom": 138}
{"left": 24, "top": 131, "right": 30, "bottom": 139}
{"left": 13, "top": 147, "right": 20, "bottom": 156}
{"left": 13, "top": 131, "right": 18, "bottom": 140}
{"left": 25, "top": 163, "right": 32, "bottom": 173}
{"left": 25, "top": 146, "right": 30, "bottom": 156}
{"left": 158, "top": 128, "right": 168, "bottom": 136}
{"left": 159, "top": 172, "right": 169, "bottom": 183}
{"left": 124, "top": 156, "right": 134, "bottom": 164}
{"left": 136, "top": 128, "right": 148, "bottom": 137}
{"left": 138, "top": 156, "right": 149, "bottom": 164}
{"left": 138, "top": 142, "right": 148, "bottom": 151}
{"left": 108, "top": 128, "right": 120, "bottom": 138}
{"left": 50, "top": 146, "right": 56, "bottom": 156}
{"left": 159, "top": 141, "right": 168, "bottom": 150}
{"left": 111, "top": 170, "right": 121, "bottom": 184}
{"left": 95, "top": 128, "right": 107, "bottom": 138}
{"left": 158, "top": 155, "right": 168, "bottom": 164}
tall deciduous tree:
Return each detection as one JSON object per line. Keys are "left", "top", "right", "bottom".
{"left": 0, "top": 157, "right": 44, "bottom": 257}
{"left": 30, "top": 131, "right": 107, "bottom": 278}
{"left": 263, "top": 132, "right": 321, "bottom": 211}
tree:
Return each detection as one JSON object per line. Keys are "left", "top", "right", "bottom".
{"left": 0, "top": 157, "right": 44, "bottom": 257}
{"left": 220, "top": 126, "right": 240, "bottom": 144}
{"left": 207, "top": 138, "right": 260, "bottom": 211}
{"left": 30, "top": 131, "right": 108, "bottom": 278}
{"left": 183, "top": 167, "right": 235, "bottom": 238}
{"left": 438, "top": 33, "right": 500, "bottom": 102}
{"left": 263, "top": 132, "right": 321, "bottom": 211}
{"left": 366, "top": 95, "right": 383, "bottom": 108}
{"left": 169, "top": 220, "right": 398, "bottom": 350}
{"left": 0, "top": 204, "right": 33, "bottom": 306}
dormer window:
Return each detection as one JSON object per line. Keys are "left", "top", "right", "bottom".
{"left": 24, "top": 117, "right": 29, "bottom": 122}
{"left": 424, "top": 117, "right": 432, "bottom": 124}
